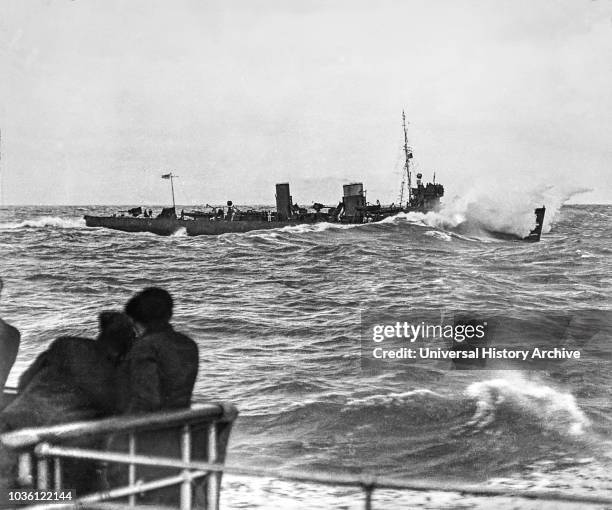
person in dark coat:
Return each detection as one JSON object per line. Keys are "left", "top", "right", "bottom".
{"left": 0, "top": 311, "right": 134, "bottom": 495}
{"left": 120, "top": 287, "right": 198, "bottom": 414}
{"left": 104, "top": 289, "right": 198, "bottom": 504}
{"left": 0, "top": 311, "right": 134, "bottom": 431}
{"left": 0, "top": 279, "right": 20, "bottom": 390}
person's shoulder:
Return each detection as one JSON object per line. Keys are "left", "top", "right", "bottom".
{"left": 47, "top": 336, "right": 97, "bottom": 358}
{"left": 173, "top": 329, "right": 198, "bottom": 354}
{"left": 146, "top": 325, "right": 191, "bottom": 343}
{"left": 137, "top": 326, "right": 197, "bottom": 353}
{"left": 154, "top": 326, "right": 197, "bottom": 353}
{"left": 50, "top": 336, "right": 94, "bottom": 348}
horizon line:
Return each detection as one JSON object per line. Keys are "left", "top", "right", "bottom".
{"left": 1, "top": 202, "right": 611, "bottom": 207}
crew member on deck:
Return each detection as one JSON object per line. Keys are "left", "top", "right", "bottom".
{"left": 0, "top": 312, "right": 134, "bottom": 431}
{"left": 0, "top": 312, "right": 134, "bottom": 494}
{"left": 119, "top": 287, "right": 198, "bottom": 414}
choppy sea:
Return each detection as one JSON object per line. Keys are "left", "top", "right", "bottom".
{"left": 0, "top": 198, "right": 611, "bottom": 509}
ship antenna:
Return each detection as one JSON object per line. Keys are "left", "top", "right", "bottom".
{"left": 402, "top": 111, "right": 412, "bottom": 207}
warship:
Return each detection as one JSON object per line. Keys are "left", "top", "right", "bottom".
{"left": 84, "top": 114, "right": 545, "bottom": 241}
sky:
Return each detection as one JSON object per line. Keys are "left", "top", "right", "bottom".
{"left": 1, "top": 0, "right": 611, "bottom": 206}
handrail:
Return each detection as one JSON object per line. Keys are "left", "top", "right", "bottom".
{"left": 3, "top": 402, "right": 236, "bottom": 510}
{"left": 0, "top": 403, "right": 238, "bottom": 450}
{"left": 24, "top": 471, "right": 209, "bottom": 509}
{"left": 34, "top": 443, "right": 612, "bottom": 506}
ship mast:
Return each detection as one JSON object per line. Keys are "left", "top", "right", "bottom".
{"left": 401, "top": 111, "right": 412, "bottom": 207}
{"left": 161, "top": 172, "right": 178, "bottom": 210}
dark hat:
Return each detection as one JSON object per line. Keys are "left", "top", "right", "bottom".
{"left": 125, "top": 287, "right": 173, "bottom": 325}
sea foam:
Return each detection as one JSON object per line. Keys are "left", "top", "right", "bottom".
{"left": 0, "top": 216, "right": 86, "bottom": 230}
{"left": 466, "top": 374, "right": 589, "bottom": 436}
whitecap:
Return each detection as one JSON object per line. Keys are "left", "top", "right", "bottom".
{"left": 424, "top": 230, "right": 452, "bottom": 241}
{"left": 345, "top": 389, "right": 444, "bottom": 407}
{"left": 0, "top": 216, "right": 86, "bottom": 229}
{"left": 170, "top": 227, "right": 187, "bottom": 237}
{"left": 465, "top": 374, "right": 589, "bottom": 436}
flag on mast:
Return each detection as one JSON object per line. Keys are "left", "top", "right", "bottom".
{"left": 161, "top": 173, "right": 172, "bottom": 179}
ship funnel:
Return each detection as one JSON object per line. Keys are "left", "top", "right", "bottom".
{"left": 275, "top": 183, "right": 292, "bottom": 221}
{"left": 342, "top": 183, "right": 366, "bottom": 222}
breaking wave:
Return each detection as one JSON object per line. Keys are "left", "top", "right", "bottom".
{"left": 466, "top": 374, "right": 590, "bottom": 436}
{"left": 0, "top": 216, "right": 86, "bottom": 230}
{"left": 274, "top": 221, "right": 363, "bottom": 235}
{"left": 381, "top": 184, "right": 589, "bottom": 239}
{"left": 423, "top": 230, "right": 452, "bottom": 241}
{"left": 170, "top": 227, "right": 187, "bottom": 237}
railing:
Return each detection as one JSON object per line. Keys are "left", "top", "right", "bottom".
{"left": 3, "top": 402, "right": 612, "bottom": 509}
{"left": 15, "top": 447, "right": 612, "bottom": 509}
{"left": 1, "top": 403, "right": 238, "bottom": 510}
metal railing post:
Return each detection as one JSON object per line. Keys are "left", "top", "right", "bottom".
{"left": 128, "top": 433, "right": 137, "bottom": 507}
{"left": 53, "top": 458, "right": 62, "bottom": 491}
{"left": 37, "top": 458, "right": 49, "bottom": 490}
{"left": 180, "top": 425, "right": 192, "bottom": 510}
{"left": 364, "top": 486, "right": 373, "bottom": 510}
{"left": 18, "top": 453, "right": 33, "bottom": 487}
{"left": 362, "top": 477, "right": 375, "bottom": 510}
{"left": 206, "top": 423, "right": 219, "bottom": 510}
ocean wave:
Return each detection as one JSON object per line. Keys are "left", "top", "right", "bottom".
{"left": 451, "top": 185, "right": 588, "bottom": 238}
{"left": 345, "top": 389, "right": 445, "bottom": 408}
{"left": 465, "top": 375, "right": 590, "bottom": 436}
{"left": 2, "top": 203, "right": 609, "bottom": 491}
{"left": 170, "top": 227, "right": 187, "bottom": 237}
{"left": 424, "top": 230, "right": 452, "bottom": 241}
{"left": 274, "top": 221, "right": 364, "bottom": 235}
{"left": 0, "top": 216, "right": 86, "bottom": 230}
{"left": 375, "top": 185, "right": 589, "bottom": 239}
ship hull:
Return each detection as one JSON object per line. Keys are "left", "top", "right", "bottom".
{"left": 185, "top": 218, "right": 322, "bottom": 235}
{"left": 84, "top": 215, "right": 326, "bottom": 236}
{"left": 84, "top": 208, "right": 419, "bottom": 237}
{"left": 84, "top": 215, "right": 190, "bottom": 236}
